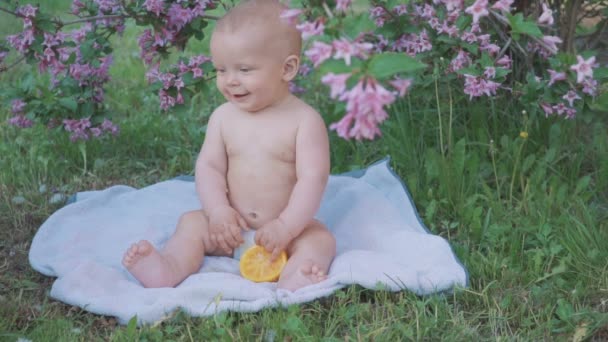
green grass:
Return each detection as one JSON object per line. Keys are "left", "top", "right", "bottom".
{"left": 1, "top": 1, "right": 608, "bottom": 341}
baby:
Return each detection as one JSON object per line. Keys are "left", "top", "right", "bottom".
{"left": 122, "top": 0, "right": 336, "bottom": 291}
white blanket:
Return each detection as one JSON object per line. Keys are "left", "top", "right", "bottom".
{"left": 29, "top": 159, "right": 467, "bottom": 324}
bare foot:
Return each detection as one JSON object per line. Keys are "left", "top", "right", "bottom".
{"left": 122, "top": 240, "right": 178, "bottom": 288}
{"left": 278, "top": 260, "right": 328, "bottom": 292}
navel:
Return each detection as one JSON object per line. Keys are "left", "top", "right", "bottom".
{"left": 248, "top": 212, "right": 258, "bottom": 219}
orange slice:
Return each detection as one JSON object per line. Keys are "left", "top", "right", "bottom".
{"left": 239, "top": 245, "right": 287, "bottom": 282}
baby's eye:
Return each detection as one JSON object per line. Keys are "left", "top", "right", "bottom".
{"left": 239, "top": 67, "right": 250, "bottom": 72}
{"left": 215, "top": 68, "right": 225, "bottom": 73}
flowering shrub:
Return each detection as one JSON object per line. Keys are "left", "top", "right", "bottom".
{"left": 0, "top": 0, "right": 605, "bottom": 142}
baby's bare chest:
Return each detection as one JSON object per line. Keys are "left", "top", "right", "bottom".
{"left": 224, "top": 119, "right": 297, "bottom": 163}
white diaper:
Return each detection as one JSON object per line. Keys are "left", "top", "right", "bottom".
{"left": 233, "top": 230, "right": 257, "bottom": 260}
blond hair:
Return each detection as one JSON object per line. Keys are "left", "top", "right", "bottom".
{"left": 214, "top": 0, "right": 302, "bottom": 57}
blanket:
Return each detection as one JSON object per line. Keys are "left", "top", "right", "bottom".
{"left": 29, "top": 158, "right": 467, "bottom": 324}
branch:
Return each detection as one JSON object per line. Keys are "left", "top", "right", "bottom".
{"left": 0, "top": 6, "right": 19, "bottom": 17}
{"left": 58, "top": 12, "right": 220, "bottom": 27}
{"left": 59, "top": 14, "right": 127, "bottom": 26}
{"left": 491, "top": 10, "right": 559, "bottom": 54}
{"left": 0, "top": 55, "right": 26, "bottom": 73}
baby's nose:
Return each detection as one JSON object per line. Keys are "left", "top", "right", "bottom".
{"left": 227, "top": 72, "right": 239, "bottom": 85}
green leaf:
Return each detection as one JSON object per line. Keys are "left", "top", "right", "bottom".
{"left": 451, "top": 138, "right": 466, "bottom": 177}
{"left": 58, "top": 97, "right": 78, "bottom": 112}
{"left": 342, "top": 14, "right": 375, "bottom": 36}
{"left": 181, "top": 72, "right": 195, "bottom": 86}
{"left": 316, "top": 58, "right": 358, "bottom": 76}
{"left": 479, "top": 53, "right": 493, "bottom": 68}
{"left": 594, "top": 66, "right": 608, "bottom": 80}
{"left": 590, "top": 91, "right": 608, "bottom": 112}
{"left": 80, "top": 41, "right": 95, "bottom": 61}
{"left": 494, "top": 67, "right": 511, "bottom": 78}
{"left": 456, "top": 66, "right": 480, "bottom": 76}
{"left": 574, "top": 175, "right": 591, "bottom": 195}
{"left": 507, "top": 13, "right": 543, "bottom": 38}
{"left": 367, "top": 52, "right": 426, "bottom": 79}
{"left": 126, "top": 316, "right": 138, "bottom": 339}
{"left": 35, "top": 14, "right": 56, "bottom": 32}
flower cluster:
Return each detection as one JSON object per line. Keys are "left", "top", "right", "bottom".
{"left": 8, "top": 99, "right": 33, "bottom": 128}
{"left": 138, "top": 0, "right": 212, "bottom": 66}
{"left": 322, "top": 74, "right": 412, "bottom": 140}
{"left": 145, "top": 54, "right": 211, "bottom": 110}
{"left": 540, "top": 55, "right": 598, "bottom": 119}
{"left": 286, "top": 0, "right": 602, "bottom": 139}
{"left": 1, "top": 0, "right": 604, "bottom": 143}
{"left": 63, "top": 118, "right": 119, "bottom": 142}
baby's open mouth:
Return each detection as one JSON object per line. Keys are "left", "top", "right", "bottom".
{"left": 233, "top": 93, "right": 249, "bottom": 99}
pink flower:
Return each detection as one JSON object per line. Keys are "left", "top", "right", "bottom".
{"left": 330, "top": 78, "right": 396, "bottom": 140}
{"left": 11, "top": 99, "right": 26, "bottom": 114}
{"left": 547, "top": 69, "right": 566, "bottom": 86}
{"left": 332, "top": 39, "right": 357, "bottom": 65}
{"left": 540, "top": 103, "right": 553, "bottom": 116}
{"left": 167, "top": 3, "right": 194, "bottom": 30}
{"left": 553, "top": 103, "right": 567, "bottom": 115}
{"left": 304, "top": 41, "right": 333, "bottom": 67}
{"left": 538, "top": 3, "right": 553, "bottom": 25}
{"left": 63, "top": 118, "right": 92, "bottom": 141}
{"left": 71, "top": 0, "right": 85, "bottom": 15}
{"left": 321, "top": 72, "right": 351, "bottom": 99}
{"left": 192, "top": 67, "right": 203, "bottom": 78}
{"left": 370, "top": 6, "right": 387, "bottom": 26}
{"left": 393, "top": 4, "right": 408, "bottom": 15}
{"left": 541, "top": 35, "right": 561, "bottom": 54}
{"left": 159, "top": 89, "right": 176, "bottom": 110}
{"left": 280, "top": 8, "right": 303, "bottom": 25}
{"left": 484, "top": 66, "right": 496, "bottom": 78}
{"left": 389, "top": 77, "right": 413, "bottom": 97}
{"left": 336, "top": 0, "right": 352, "bottom": 12}
{"left": 296, "top": 20, "right": 325, "bottom": 40}
{"left": 581, "top": 78, "right": 598, "bottom": 96}
{"left": 420, "top": 4, "right": 436, "bottom": 19}
{"left": 143, "top": 0, "right": 165, "bottom": 16}
{"left": 8, "top": 115, "right": 33, "bottom": 128}
{"left": 436, "top": 21, "right": 459, "bottom": 37}
{"left": 449, "top": 49, "right": 471, "bottom": 72}
{"left": 463, "top": 75, "right": 500, "bottom": 99}
{"left": 491, "top": 0, "right": 513, "bottom": 13}
{"left": 570, "top": 55, "right": 595, "bottom": 83}
{"left": 496, "top": 55, "right": 512, "bottom": 69}
{"left": 442, "top": 0, "right": 464, "bottom": 12}
{"left": 562, "top": 90, "right": 581, "bottom": 106}
{"left": 17, "top": 4, "right": 38, "bottom": 18}
{"left": 465, "top": 0, "right": 489, "bottom": 24}
{"left": 101, "top": 118, "right": 119, "bottom": 135}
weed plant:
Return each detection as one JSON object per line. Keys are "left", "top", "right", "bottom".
{"left": 1, "top": 0, "right": 607, "bottom": 340}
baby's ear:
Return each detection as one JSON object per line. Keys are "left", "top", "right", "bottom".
{"left": 282, "top": 55, "right": 300, "bottom": 82}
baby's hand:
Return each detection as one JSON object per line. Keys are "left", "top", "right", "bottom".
{"left": 208, "top": 205, "right": 248, "bottom": 253}
{"left": 255, "top": 218, "right": 294, "bottom": 260}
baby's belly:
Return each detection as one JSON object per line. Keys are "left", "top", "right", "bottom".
{"left": 227, "top": 159, "right": 296, "bottom": 229}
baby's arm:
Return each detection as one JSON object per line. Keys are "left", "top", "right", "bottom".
{"left": 195, "top": 109, "right": 247, "bottom": 251}
{"left": 280, "top": 113, "right": 330, "bottom": 232}
{"left": 256, "top": 112, "right": 330, "bottom": 256}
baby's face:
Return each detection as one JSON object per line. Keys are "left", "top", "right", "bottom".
{"left": 211, "top": 30, "right": 288, "bottom": 112}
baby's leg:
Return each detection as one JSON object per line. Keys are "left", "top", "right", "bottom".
{"left": 278, "top": 220, "right": 336, "bottom": 292}
{"left": 122, "top": 210, "right": 219, "bottom": 288}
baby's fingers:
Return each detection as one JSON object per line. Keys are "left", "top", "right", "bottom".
{"left": 236, "top": 214, "right": 249, "bottom": 231}
{"left": 227, "top": 225, "right": 243, "bottom": 246}
{"left": 215, "top": 234, "right": 231, "bottom": 253}
{"left": 270, "top": 247, "right": 282, "bottom": 262}
{"left": 222, "top": 230, "right": 239, "bottom": 249}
